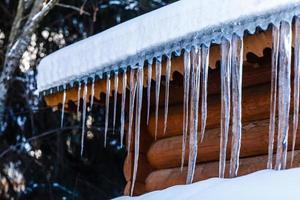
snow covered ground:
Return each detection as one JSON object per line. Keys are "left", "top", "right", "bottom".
{"left": 115, "top": 168, "right": 300, "bottom": 200}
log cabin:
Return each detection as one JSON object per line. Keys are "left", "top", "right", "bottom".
{"left": 37, "top": 0, "right": 300, "bottom": 196}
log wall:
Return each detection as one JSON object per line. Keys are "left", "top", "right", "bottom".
{"left": 41, "top": 29, "right": 300, "bottom": 196}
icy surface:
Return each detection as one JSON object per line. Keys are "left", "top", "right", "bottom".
{"left": 115, "top": 168, "right": 300, "bottom": 200}
{"left": 90, "top": 78, "right": 95, "bottom": 110}
{"left": 127, "top": 69, "right": 137, "bottom": 154}
{"left": 186, "top": 49, "right": 200, "bottom": 184}
{"left": 229, "top": 34, "right": 243, "bottom": 177}
{"left": 219, "top": 38, "right": 231, "bottom": 178}
{"left": 104, "top": 76, "right": 111, "bottom": 148}
{"left": 131, "top": 67, "right": 143, "bottom": 196}
{"left": 120, "top": 71, "right": 127, "bottom": 147}
{"left": 146, "top": 64, "right": 152, "bottom": 125}
{"left": 292, "top": 17, "right": 300, "bottom": 165}
{"left": 113, "top": 73, "right": 119, "bottom": 132}
{"left": 80, "top": 82, "right": 88, "bottom": 156}
{"left": 181, "top": 51, "right": 191, "bottom": 170}
{"left": 163, "top": 58, "right": 171, "bottom": 135}
{"left": 37, "top": 0, "right": 300, "bottom": 92}
{"left": 200, "top": 45, "right": 209, "bottom": 142}
{"left": 275, "top": 21, "right": 291, "bottom": 170}
{"left": 154, "top": 60, "right": 162, "bottom": 140}
{"left": 268, "top": 26, "right": 279, "bottom": 169}
{"left": 60, "top": 88, "right": 66, "bottom": 128}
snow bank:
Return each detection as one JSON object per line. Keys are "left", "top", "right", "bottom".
{"left": 37, "top": 0, "right": 300, "bottom": 92}
{"left": 115, "top": 168, "right": 300, "bottom": 200}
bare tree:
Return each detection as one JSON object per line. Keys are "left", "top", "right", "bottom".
{"left": 0, "top": 0, "right": 59, "bottom": 132}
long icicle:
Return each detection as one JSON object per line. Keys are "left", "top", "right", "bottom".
{"left": 267, "top": 25, "right": 280, "bottom": 169}
{"left": 181, "top": 51, "right": 191, "bottom": 170}
{"left": 90, "top": 77, "right": 95, "bottom": 110}
{"left": 186, "top": 48, "right": 201, "bottom": 184}
{"left": 120, "top": 70, "right": 127, "bottom": 147}
{"left": 130, "top": 67, "right": 143, "bottom": 196}
{"left": 127, "top": 69, "right": 137, "bottom": 154}
{"left": 229, "top": 34, "right": 243, "bottom": 178}
{"left": 200, "top": 45, "right": 210, "bottom": 142}
{"left": 77, "top": 82, "right": 82, "bottom": 120}
{"left": 292, "top": 17, "right": 300, "bottom": 166}
{"left": 219, "top": 38, "right": 232, "bottom": 178}
{"left": 80, "top": 81, "right": 88, "bottom": 156}
{"left": 154, "top": 59, "right": 162, "bottom": 140}
{"left": 147, "top": 62, "right": 152, "bottom": 125}
{"left": 164, "top": 57, "right": 172, "bottom": 134}
{"left": 275, "top": 21, "right": 292, "bottom": 170}
{"left": 60, "top": 86, "right": 67, "bottom": 128}
{"left": 113, "top": 72, "right": 119, "bottom": 132}
{"left": 104, "top": 75, "right": 111, "bottom": 148}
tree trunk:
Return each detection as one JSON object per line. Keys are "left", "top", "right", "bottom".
{"left": 0, "top": 0, "right": 59, "bottom": 133}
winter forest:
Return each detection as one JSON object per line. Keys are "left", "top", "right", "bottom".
{"left": 0, "top": 1, "right": 176, "bottom": 199}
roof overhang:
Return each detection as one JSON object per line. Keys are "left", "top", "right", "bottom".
{"left": 37, "top": 0, "right": 300, "bottom": 94}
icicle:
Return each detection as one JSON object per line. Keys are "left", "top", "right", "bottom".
{"left": 163, "top": 57, "right": 172, "bottom": 135}
{"left": 120, "top": 70, "right": 127, "bottom": 147}
{"left": 268, "top": 26, "right": 280, "bottom": 169}
{"left": 80, "top": 81, "right": 88, "bottom": 156}
{"left": 113, "top": 72, "right": 119, "bottom": 132}
{"left": 200, "top": 45, "right": 210, "bottom": 142}
{"left": 154, "top": 59, "right": 162, "bottom": 140}
{"left": 229, "top": 34, "right": 243, "bottom": 178}
{"left": 77, "top": 82, "right": 82, "bottom": 120}
{"left": 186, "top": 48, "right": 201, "bottom": 184}
{"left": 275, "top": 21, "right": 292, "bottom": 170}
{"left": 219, "top": 38, "right": 232, "bottom": 178}
{"left": 90, "top": 77, "right": 95, "bottom": 110}
{"left": 131, "top": 67, "right": 143, "bottom": 196}
{"left": 181, "top": 51, "right": 191, "bottom": 170}
{"left": 292, "top": 17, "right": 300, "bottom": 166}
{"left": 104, "top": 74, "right": 111, "bottom": 148}
{"left": 127, "top": 69, "right": 137, "bottom": 154}
{"left": 60, "top": 86, "right": 67, "bottom": 128}
{"left": 147, "top": 63, "right": 152, "bottom": 125}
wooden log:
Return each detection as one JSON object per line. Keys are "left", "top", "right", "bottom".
{"left": 151, "top": 61, "right": 271, "bottom": 108}
{"left": 123, "top": 152, "right": 153, "bottom": 182}
{"left": 125, "top": 125, "right": 153, "bottom": 154}
{"left": 148, "top": 83, "right": 272, "bottom": 139}
{"left": 145, "top": 150, "right": 300, "bottom": 192}
{"left": 124, "top": 181, "right": 146, "bottom": 196}
{"left": 147, "top": 118, "right": 300, "bottom": 169}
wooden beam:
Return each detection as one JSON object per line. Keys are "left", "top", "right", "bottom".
{"left": 147, "top": 117, "right": 300, "bottom": 169}
{"left": 145, "top": 150, "right": 300, "bottom": 192}
{"left": 147, "top": 83, "right": 272, "bottom": 139}
{"left": 123, "top": 152, "right": 153, "bottom": 182}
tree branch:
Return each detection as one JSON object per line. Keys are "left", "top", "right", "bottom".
{"left": 56, "top": 3, "right": 91, "bottom": 16}
{"left": 7, "top": 0, "right": 25, "bottom": 52}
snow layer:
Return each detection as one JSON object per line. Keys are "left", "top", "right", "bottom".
{"left": 37, "top": 0, "right": 300, "bottom": 92}
{"left": 115, "top": 168, "right": 300, "bottom": 200}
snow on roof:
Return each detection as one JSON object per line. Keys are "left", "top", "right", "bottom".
{"left": 115, "top": 168, "right": 300, "bottom": 200}
{"left": 37, "top": 0, "right": 300, "bottom": 93}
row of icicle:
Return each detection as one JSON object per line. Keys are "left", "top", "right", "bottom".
{"left": 58, "top": 18, "right": 300, "bottom": 196}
